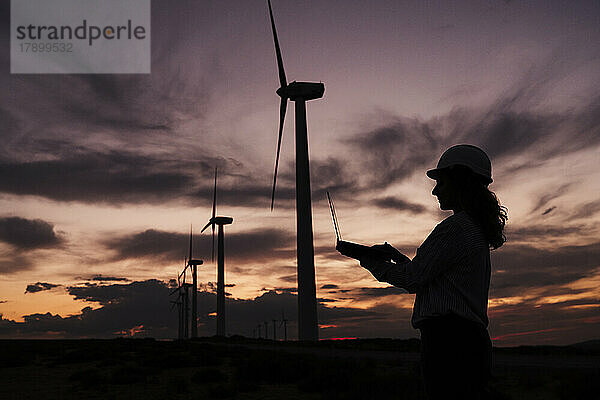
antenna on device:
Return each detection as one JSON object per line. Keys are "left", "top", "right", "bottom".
{"left": 326, "top": 191, "right": 342, "bottom": 242}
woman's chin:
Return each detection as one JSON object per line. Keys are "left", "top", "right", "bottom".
{"left": 438, "top": 203, "right": 451, "bottom": 211}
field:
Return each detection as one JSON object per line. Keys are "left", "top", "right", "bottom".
{"left": 1, "top": 337, "right": 598, "bottom": 399}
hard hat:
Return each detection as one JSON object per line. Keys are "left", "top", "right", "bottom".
{"left": 427, "top": 144, "right": 492, "bottom": 184}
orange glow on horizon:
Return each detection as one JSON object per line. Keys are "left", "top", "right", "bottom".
{"left": 114, "top": 324, "right": 145, "bottom": 337}
{"left": 492, "top": 327, "right": 565, "bottom": 341}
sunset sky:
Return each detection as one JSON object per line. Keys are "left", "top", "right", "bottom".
{"left": 1, "top": 0, "right": 599, "bottom": 346}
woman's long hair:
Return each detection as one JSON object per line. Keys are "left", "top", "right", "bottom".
{"left": 449, "top": 165, "right": 508, "bottom": 249}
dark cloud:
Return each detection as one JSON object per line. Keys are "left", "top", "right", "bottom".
{"left": 309, "top": 157, "right": 361, "bottom": 200}
{"left": 490, "top": 241, "right": 600, "bottom": 298}
{"left": 268, "top": 287, "right": 297, "bottom": 294}
{"left": 104, "top": 229, "right": 190, "bottom": 262}
{"left": 317, "top": 298, "right": 337, "bottom": 303}
{"left": 0, "top": 217, "right": 60, "bottom": 274}
{"left": 0, "top": 150, "right": 195, "bottom": 205}
{"left": 371, "top": 196, "right": 426, "bottom": 214}
{"left": 0, "top": 217, "right": 63, "bottom": 249}
{"left": 1, "top": 280, "right": 175, "bottom": 338}
{"left": 459, "top": 110, "right": 557, "bottom": 162}
{"left": 67, "top": 281, "right": 155, "bottom": 306}
{"left": 355, "top": 286, "right": 408, "bottom": 297}
{"left": 0, "top": 5, "right": 216, "bottom": 147}
{"left": 479, "top": 91, "right": 600, "bottom": 164}
{"left": 0, "top": 1, "right": 229, "bottom": 208}
{"left": 530, "top": 184, "right": 572, "bottom": 214}
{"left": 505, "top": 224, "right": 586, "bottom": 243}
{"left": 278, "top": 275, "right": 297, "bottom": 284}
{"left": 346, "top": 119, "right": 440, "bottom": 189}
{"left": 191, "top": 180, "right": 296, "bottom": 210}
{"left": 0, "top": 143, "right": 296, "bottom": 209}
{"left": 24, "top": 282, "right": 61, "bottom": 294}
{"left": 570, "top": 199, "right": 600, "bottom": 220}
{"left": 541, "top": 207, "right": 556, "bottom": 216}
{"left": 188, "top": 156, "right": 359, "bottom": 211}
{"left": 104, "top": 228, "right": 294, "bottom": 263}
{"left": 320, "top": 284, "right": 339, "bottom": 289}
{"left": 345, "top": 76, "right": 600, "bottom": 191}
{"left": 0, "top": 254, "right": 34, "bottom": 274}
{"left": 89, "top": 275, "right": 129, "bottom": 282}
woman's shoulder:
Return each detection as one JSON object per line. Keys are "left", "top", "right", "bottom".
{"left": 434, "top": 212, "right": 484, "bottom": 238}
{"left": 436, "top": 212, "right": 467, "bottom": 230}
{"left": 429, "top": 213, "right": 465, "bottom": 238}
{"left": 442, "top": 212, "right": 487, "bottom": 249}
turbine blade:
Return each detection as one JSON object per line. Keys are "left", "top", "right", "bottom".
{"left": 212, "top": 167, "right": 217, "bottom": 263}
{"left": 268, "top": 0, "right": 287, "bottom": 88}
{"left": 211, "top": 223, "right": 215, "bottom": 263}
{"left": 270, "top": 98, "right": 287, "bottom": 210}
{"left": 212, "top": 167, "right": 217, "bottom": 221}
{"left": 188, "top": 225, "right": 193, "bottom": 262}
{"left": 201, "top": 220, "right": 212, "bottom": 233}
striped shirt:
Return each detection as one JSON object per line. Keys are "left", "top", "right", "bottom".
{"left": 361, "top": 211, "right": 491, "bottom": 329}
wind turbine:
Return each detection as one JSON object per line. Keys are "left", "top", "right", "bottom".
{"left": 201, "top": 167, "right": 233, "bottom": 337}
{"left": 280, "top": 309, "right": 288, "bottom": 341}
{"left": 264, "top": 320, "right": 268, "bottom": 339}
{"left": 186, "top": 226, "right": 203, "bottom": 338}
{"left": 169, "top": 269, "right": 185, "bottom": 340}
{"left": 173, "top": 265, "right": 190, "bottom": 339}
{"left": 267, "top": 0, "right": 323, "bottom": 341}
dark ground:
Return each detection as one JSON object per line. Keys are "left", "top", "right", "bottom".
{"left": 1, "top": 337, "right": 598, "bottom": 399}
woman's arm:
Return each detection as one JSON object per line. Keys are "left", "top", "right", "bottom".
{"left": 360, "top": 220, "right": 464, "bottom": 293}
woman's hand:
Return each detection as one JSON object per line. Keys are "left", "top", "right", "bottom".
{"left": 370, "top": 242, "right": 407, "bottom": 263}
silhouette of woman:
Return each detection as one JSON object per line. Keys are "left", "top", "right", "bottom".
{"left": 342, "top": 144, "right": 507, "bottom": 399}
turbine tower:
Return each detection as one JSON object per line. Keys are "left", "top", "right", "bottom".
{"left": 187, "top": 227, "right": 203, "bottom": 338}
{"left": 169, "top": 270, "right": 185, "bottom": 340}
{"left": 201, "top": 167, "right": 233, "bottom": 337}
{"left": 268, "top": 0, "right": 322, "bottom": 341}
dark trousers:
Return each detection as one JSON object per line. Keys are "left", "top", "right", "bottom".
{"left": 419, "top": 314, "right": 492, "bottom": 400}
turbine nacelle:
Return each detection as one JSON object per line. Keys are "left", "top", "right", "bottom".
{"left": 277, "top": 81, "right": 325, "bottom": 101}
{"left": 187, "top": 259, "right": 203, "bottom": 266}
{"left": 201, "top": 216, "right": 233, "bottom": 233}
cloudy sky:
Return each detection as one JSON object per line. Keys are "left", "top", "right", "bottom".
{"left": 1, "top": 0, "right": 599, "bottom": 346}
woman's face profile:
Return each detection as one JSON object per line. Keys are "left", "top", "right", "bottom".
{"left": 432, "top": 173, "right": 460, "bottom": 211}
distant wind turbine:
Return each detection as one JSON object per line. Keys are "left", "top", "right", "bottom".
{"left": 173, "top": 265, "right": 191, "bottom": 339}
{"left": 280, "top": 309, "right": 288, "bottom": 341}
{"left": 201, "top": 167, "right": 233, "bottom": 336}
{"left": 267, "top": 0, "right": 322, "bottom": 341}
{"left": 169, "top": 268, "right": 185, "bottom": 340}
{"left": 264, "top": 320, "right": 268, "bottom": 339}
{"left": 186, "top": 226, "right": 203, "bottom": 338}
